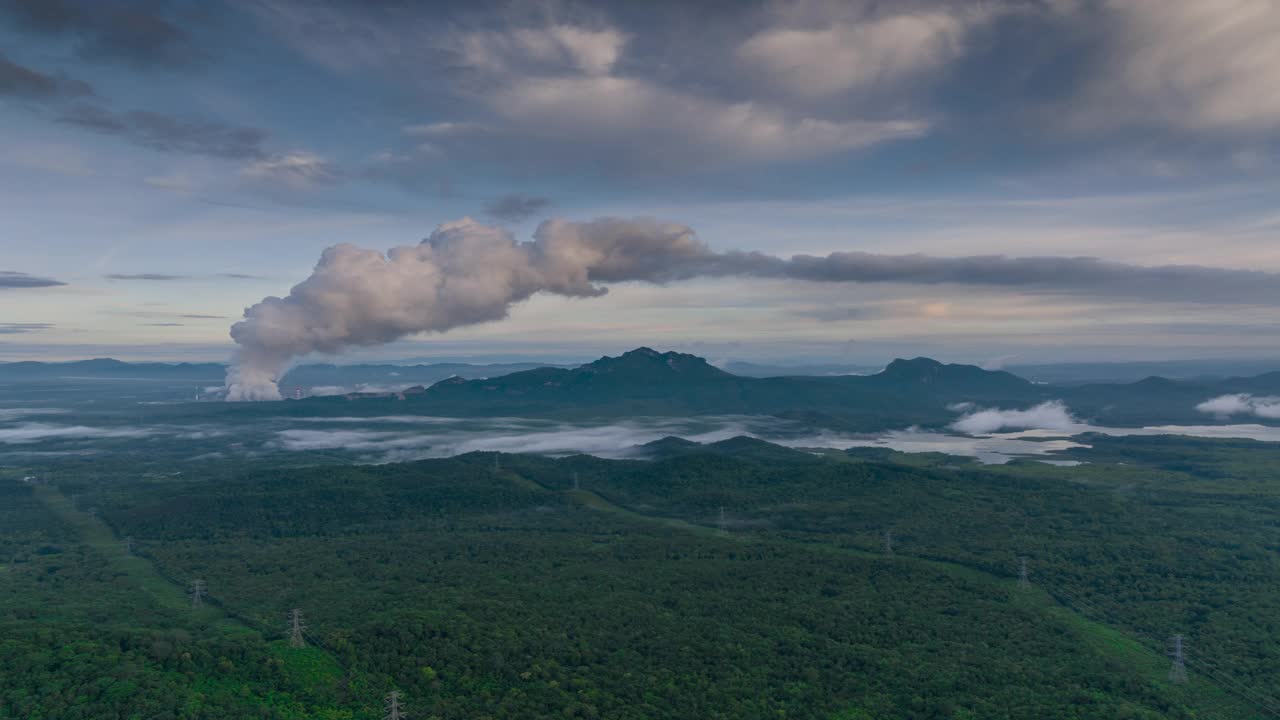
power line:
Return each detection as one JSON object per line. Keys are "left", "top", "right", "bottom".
{"left": 1048, "top": 584, "right": 1280, "bottom": 718}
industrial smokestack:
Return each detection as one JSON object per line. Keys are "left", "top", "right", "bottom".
{"left": 225, "top": 215, "right": 1280, "bottom": 400}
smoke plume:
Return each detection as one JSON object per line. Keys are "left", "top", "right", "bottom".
{"left": 226, "top": 217, "right": 702, "bottom": 400}
{"left": 226, "top": 215, "right": 1280, "bottom": 400}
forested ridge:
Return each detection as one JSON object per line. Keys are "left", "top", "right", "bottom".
{"left": 3, "top": 435, "right": 1278, "bottom": 718}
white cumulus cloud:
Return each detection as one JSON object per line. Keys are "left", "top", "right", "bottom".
{"left": 950, "top": 400, "right": 1077, "bottom": 435}
{"left": 1196, "top": 393, "right": 1280, "bottom": 419}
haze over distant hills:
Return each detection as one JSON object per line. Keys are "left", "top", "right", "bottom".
{"left": 7, "top": 354, "right": 1278, "bottom": 386}
{"left": 269, "top": 348, "right": 1280, "bottom": 431}
{"left": 0, "top": 358, "right": 568, "bottom": 387}
{"left": 5, "top": 349, "right": 1280, "bottom": 431}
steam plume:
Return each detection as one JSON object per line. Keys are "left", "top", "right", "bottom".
{"left": 226, "top": 215, "right": 1280, "bottom": 400}
{"left": 226, "top": 217, "right": 702, "bottom": 400}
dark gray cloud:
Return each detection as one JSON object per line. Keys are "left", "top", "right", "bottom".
{"left": 0, "top": 53, "right": 266, "bottom": 162}
{"left": 483, "top": 193, "right": 552, "bottom": 222}
{"left": 0, "top": 52, "right": 93, "bottom": 98}
{"left": 707, "top": 252, "right": 1280, "bottom": 304}
{"left": 104, "top": 273, "right": 188, "bottom": 281}
{"left": 61, "top": 104, "right": 267, "bottom": 159}
{"left": 218, "top": 273, "right": 265, "bottom": 279}
{"left": 0, "top": 271, "right": 65, "bottom": 289}
{"left": 0, "top": 0, "right": 204, "bottom": 68}
{"left": 0, "top": 322, "right": 53, "bottom": 334}
{"left": 505, "top": 219, "right": 1280, "bottom": 306}
{"left": 178, "top": 313, "right": 226, "bottom": 319}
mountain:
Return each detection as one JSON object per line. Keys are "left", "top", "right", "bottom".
{"left": 1008, "top": 358, "right": 1280, "bottom": 385}
{"left": 12, "top": 348, "right": 1280, "bottom": 431}
{"left": 0, "top": 359, "right": 225, "bottom": 380}
{"left": 719, "top": 360, "right": 882, "bottom": 377}
{"left": 278, "top": 361, "right": 572, "bottom": 389}
{"left": 639, "top": 435, "right": 820, "bottom": 463}
{"left": 0, "top": 358, "right": 569, "bottom": 387}
{"left": 283, "top": 348, "right": 1044, "bottom": 429}
{"left": 278, "top": 347, "right": 1280, "bottom": 430}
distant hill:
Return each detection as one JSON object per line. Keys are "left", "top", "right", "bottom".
{"left": 0, "top": 358, "right": 569, "bottom": 387}
{"left": 0, "top": 359, "right": 225, "bottom": 380}
{"left": 277, "top": 347, "right": 1280, "bottom": 430}
{"left": 720, "top": 360, "right": 882, "bottom": 377}
{"left": 281, "top": 348, "right": 1042, "bottom": 430}
{"left": 1008, "top": 358, "right": 1280, "bottom": 384}
{"left": 9, "top": 348, "right": 1280, "bottom": 430}
{"left": 639, "top": 435, "right": 820, "bottom": 463}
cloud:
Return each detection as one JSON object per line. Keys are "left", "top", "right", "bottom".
{"left": 0, "top": 323, "right": 53, "bottom": 334}
{"left": 60, "top": 104, "right": 268, "bottom": 159}
{"left": 218, "top": 273, "right": 264, "bottom": 280}
{"left": 1, "top": 0, "right": 203, "bottom": 68}
{"left": 458, "top": 24, "right": 628, "bottom": 76}
{"left": 291, "top": 415, "right": 464, "bottom": 424}
{"left": 0, "top": 271, "right": 65, "bottom": 289}
{"left": 273, "top": 8, "right": 932, "bottom": 177}
{"left": 0, "top": 408, "right": 66, "bottom": 420}
{"left": 102, "top": 309, "right": 227, "bottom": 320}
{"left": 105, "top": 273, "right": 188, "bottom": 281}
{"left": 0, "top": 422, "right": 153, "bottom": 444}
{"left": 142, "top": 322, "right": 183, "bottom": 327}
{"left": 484, "top": 193, "right": 552, "bottom": 223}
{"left": 272, "top": 416, "right": 758, "bottom": 463}
{"left": 1196, "top": 393, "right": 1280, "bottom": 419}
{"left": 738, "top": 7, "right": 984, "bottom": 98}
{"left": 225, "top": 215, "right": 1280, "bottom": 400}
{"left": 243, "top": 151, "right": 339, "bottom": 188}
{"left": 791, "top": 306, "right": 883, "bottom": 322}
{"left": 951, "top": 400, "right": 1077, "bottom": 435}
{"left": 1074, "top": 0, "right": 1280, "bottom": 132}
{"left": 483, "top": 74, "right": 928, "bottom": 169}
{"left": 0, "top": 51, "right": 93, "bottom": 98}
{"left": 710, "top": 251, "right": 1280, "bottom": 304}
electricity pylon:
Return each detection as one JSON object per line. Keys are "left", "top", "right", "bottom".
{"left": 384, "top": 690, "right": 405, "bottom": 720}
{"left": 189, "top": 579, "right": 206, "bottom": 608}
{"left": 1018, "top": 556, "right": 1030, "bottom": 590}
{"left": 1169, "top": 635, "right": 1188, "bottom": 683}
{"left": 288, "top": 608, "right": 306, "bottom": 648}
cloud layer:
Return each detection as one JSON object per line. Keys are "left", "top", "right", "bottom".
{"left": 1196, "top": 394, "right": 1280, "bottom": 419}
{"left": 951, "top": 400, "right": 1077, "bottom": 435}
{"left": 0, "top": 271, "right": 65, "bottom": 289}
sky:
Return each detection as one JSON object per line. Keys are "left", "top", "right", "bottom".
{"left": 2, "top": 0, "right": 1280, "bottom": 366}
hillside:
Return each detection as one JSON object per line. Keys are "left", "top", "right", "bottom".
{"left": 298, "top": 348, "right": 1046, "bottom": 429}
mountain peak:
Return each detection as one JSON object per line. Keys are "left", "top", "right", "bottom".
{"left": 881, "top": 357, "right": 946, "bottom": 378}
{"left": 581, "top": 348, "right": 733, "bottom": 380}
{"left": 875, "top": 357, "right": 1031, "bottom": 393}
